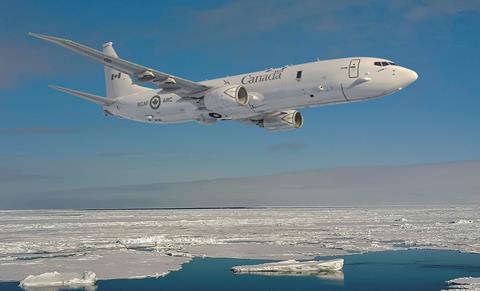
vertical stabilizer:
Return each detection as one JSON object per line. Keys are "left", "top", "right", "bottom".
{"left": 103, "top": 42, "right": 146, "bottom": 98}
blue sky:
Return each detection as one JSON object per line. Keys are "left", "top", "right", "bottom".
{"left": 1, "top": 1, "right": 479, "bottom": 208}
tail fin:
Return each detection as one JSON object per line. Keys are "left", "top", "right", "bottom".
{"left": 102, "top": 42, "right": 147, "bottom": 98}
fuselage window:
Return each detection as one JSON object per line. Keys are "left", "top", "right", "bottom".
{"left": 381, "top": 61, "right": 389, "bottom": 66}
{"left": 296, "top": 71, "right": 303, "bottom": 79}
{"left": 374, "top": 61, "right": 382, "bottom": 66}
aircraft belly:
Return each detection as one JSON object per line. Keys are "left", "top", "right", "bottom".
{"left": 119, "top": 100, "right": 198, "bottom": 124}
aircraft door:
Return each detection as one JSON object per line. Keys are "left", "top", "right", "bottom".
{"left": 348, "top": 59, "right": 360, "bottom": 78}
{"left": 342, "top": 58, "right": 365, "bottom": 101}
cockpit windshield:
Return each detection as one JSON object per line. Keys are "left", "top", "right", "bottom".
{"left": 374, "top": 61, "right": 396, "bottom": 67}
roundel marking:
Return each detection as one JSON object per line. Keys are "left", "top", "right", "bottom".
{"left": 150, "top": 95, "right": 161, "bottom": 110}
{"left": 209, "top": 112, "right": 222, "bottom": 119}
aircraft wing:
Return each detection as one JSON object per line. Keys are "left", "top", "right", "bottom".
{"left": 29, "top": 33, "right": 209, "bottom": 95}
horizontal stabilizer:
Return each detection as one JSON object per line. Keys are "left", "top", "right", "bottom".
{"left": 49, "top": 85, "right": 114, "bottom": 105}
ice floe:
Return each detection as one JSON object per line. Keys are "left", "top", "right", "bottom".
{"left": 19, "top": 271, "right": 96, "bottom": 288}
{"left": 0, "top": 249, "right": 189, "bottom": 282}
{"left": 443, "top": 277, "right": 480, "bottom": 290}
{"left": 231, "top": 258, "right": 344, "bottom": 273}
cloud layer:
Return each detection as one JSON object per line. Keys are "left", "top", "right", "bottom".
{"left": 3, "top": 161, "right": 478, "bottom": 209}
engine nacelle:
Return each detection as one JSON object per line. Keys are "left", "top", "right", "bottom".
{"left": 262, "top": 110, "right": 303, "bottom": 132}
{"left": 204, "top": 85, "right": 250, "bottom": 117}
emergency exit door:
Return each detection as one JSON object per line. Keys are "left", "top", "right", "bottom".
{"left": 349, "top": 59, "right": 360, "bottom": 78}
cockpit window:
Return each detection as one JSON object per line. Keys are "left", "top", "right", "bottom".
{"left": 374, "top": 61, "right": 397, "bottom": 67}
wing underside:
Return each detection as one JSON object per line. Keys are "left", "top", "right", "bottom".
{"left": 49, "top": 85, "right": 115, "bottom": 105}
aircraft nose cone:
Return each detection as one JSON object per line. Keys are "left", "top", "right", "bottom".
{"left": 398, "top": 67, "right": 418, "bottom": 89}
{"left": 407, "top": 69, "right": 418, "bottom": 83}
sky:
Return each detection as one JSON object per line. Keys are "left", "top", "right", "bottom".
{"left": 0, "top": 0, "right": 479, "bottom": 208}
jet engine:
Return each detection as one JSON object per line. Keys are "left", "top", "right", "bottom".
{"left": 262, "top": 110, "right": 303, "bottom": 132}
{"left": 203, "top": 85, "right": 250, "bottom": 117}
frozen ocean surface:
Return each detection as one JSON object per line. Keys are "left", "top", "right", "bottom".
{"left": 0, "top": 206, "right": 479, "bottom": 282}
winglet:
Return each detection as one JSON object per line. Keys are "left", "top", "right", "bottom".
{"left": 49, "top": 85, "right": 115, "bottom": 106}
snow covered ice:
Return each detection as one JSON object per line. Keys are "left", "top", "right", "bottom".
{"left": 0, "top": 206, "right": 478, "bottom": 282}
{"left": 443, "top": 277, "right": 480, "bottom": 290}
{"left": 19, "top": 271, "right": 96, "bottom": 288}
{"left": 231, "top": 258, "right": 344, "bottom": 273}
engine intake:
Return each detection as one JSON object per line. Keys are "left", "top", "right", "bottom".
{"left": 262, "top": 110, "right": 303, "bottom": 132}
{"left": 235, "top": 86, "right": 249, "bottom": 105}
{"left": 204, "top": 85, "right": 250, "bottom": 116}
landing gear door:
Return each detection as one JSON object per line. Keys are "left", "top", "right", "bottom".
{"left": 349, "top": 59, "right": 360, "bottom": 78}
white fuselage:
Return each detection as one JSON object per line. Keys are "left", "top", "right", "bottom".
{"left": 106, "top": 57, "right": 418, "bottom": 124}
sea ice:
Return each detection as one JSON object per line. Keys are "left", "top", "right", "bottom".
{"left": 19, "top": 271, "right": 96, "bottom": 288}
{"left": 444, "top": 277, "right": 480, "bottom": 290}
{"left": 0, "top": 249, "right": 189, "bottom": 282}
{"left": 0, "top": 207, "right": 478, "bottom": 282}
{"left": 231, "top": 258, "right": 344, "bottom": 273}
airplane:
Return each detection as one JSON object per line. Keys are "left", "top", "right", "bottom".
{"left": 29, "top": 32, "right": 418, "bottom": 132}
